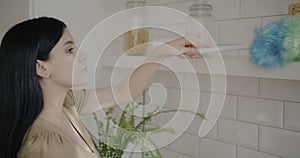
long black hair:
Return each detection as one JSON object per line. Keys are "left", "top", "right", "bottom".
{"left": 0, "top": 17, "right": 66, "bottom": 158}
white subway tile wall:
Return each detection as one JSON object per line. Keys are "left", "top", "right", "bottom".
{"left": 220, "top": 95, "right": 237, "bottom": 119}
{"left": 160, "top": 149, "right": 184, "bottom": 158}
{"left": 259, "top": 126, "right": 300, "bottom": 158}
{"left": 240, "top": 0, "right": 292, "bottom": 18}
{"left": 185, "top": 117, "right": 203, "bottom": 135}
{"left": 164, "top": 1, "right": 194, "bottom": 16}
{"left": 133, "top": 0, "right": 298, "bottom": 157}
{"left": 237, "top": 97, "right": 283, "bottom": 128}
{"left": 238, "top": 49, "right": 250, "bottom": 58}
{"left": 198, "top": 92, "right": 211, "bottom": 114}
{"left": 144, "top": 7, "right": 172, "bottom": 26}
{"left": 168, "top": 133, "right": 200, "bottom": 157}
{"left": 219, "top": 18, "right": 261, "bottom": 44}
{"left": 284, "top": 102, "right": 300, "bottom": 132}
{"left": 203, "top": 123, "right": 217, "bottom": 140}
{"left": 237, "top": 147, "right": 282, "bottom": 158}
{"left": 261, "top": 15, "right": 286, "bottom": 26}
{"left": 260, "top": 78, "right": 300, "bottom": 102}
{"left": 218, "top": 118, "right": 258, "bottom": 149}
{"left": 212, "top": 0, "right": 240, "bottom": 20}
{"left": 149, "top": 70, "right": 183, "bottom": 89}
{"left": 226, "top": 76, "right": 259, "bottom": 97}
{"left": 182, "top": 73, "right": 211, "bottom": 92}
{"left": 146, "top": 0, "right": 182, "bottom": 6}
{"left": 199, "top": 138, "right": 236, "bottom": 158}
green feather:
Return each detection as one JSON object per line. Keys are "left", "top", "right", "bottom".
{"left": 283, "top": 15, "right": 300, "bottom": 62}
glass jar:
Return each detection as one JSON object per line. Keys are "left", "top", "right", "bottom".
{"left": 186, "top": 1, "right": 216, "bottom": 41}
{"left": 124, "top": 1, "right": 149, "bottom": 55}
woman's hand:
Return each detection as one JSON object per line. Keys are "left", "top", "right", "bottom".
{"left": 86, "top": 38, "right": 211, "bottom": 113}
{"left": 152, "top": 37, "right": 210, "bottom": 60}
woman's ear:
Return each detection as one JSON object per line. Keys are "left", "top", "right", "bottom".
{"left": 36, "top": 60, "right": 50, "bottom": 78}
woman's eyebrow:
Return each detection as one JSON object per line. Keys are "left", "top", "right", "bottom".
{"left": 63, "top": 40, "right": 74, "bottom": 46}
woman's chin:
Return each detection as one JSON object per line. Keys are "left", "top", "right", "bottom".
{"left": 72, "top": 78, "right": 89, "bottom": 87}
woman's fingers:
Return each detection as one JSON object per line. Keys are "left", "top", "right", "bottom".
{"left": 178, "top": 47, "right": 202, "bottom": 58}
{"left": 163, "top": 37, "right": 211, "bottom": 59}
{"left": 184, "top": 36, "right": 211, "bottom": 48}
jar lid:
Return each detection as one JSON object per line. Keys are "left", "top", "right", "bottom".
{"left": 189, "top": 3, "right": 213, "bottom": 11}
{"left": 126, "top": 1, "right": 145, "bottom": 8}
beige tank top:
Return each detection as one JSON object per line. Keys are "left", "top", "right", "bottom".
{"left": 17, "top": 89, "right": 98, "bottom": 158}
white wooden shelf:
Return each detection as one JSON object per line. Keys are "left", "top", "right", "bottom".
{"left": 100, "top": 45, "right": 300, "bottom": 81}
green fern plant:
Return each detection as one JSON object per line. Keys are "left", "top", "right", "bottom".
{"left": 91, "top": 101, "right": 205, "bottom": 158}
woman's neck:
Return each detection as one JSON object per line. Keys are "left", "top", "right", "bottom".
{"left": 39, "top": 83, "right": 70, "bottom": 124}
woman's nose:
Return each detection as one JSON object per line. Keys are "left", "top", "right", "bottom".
{"left": 77, "top": 49, "right": 88, "bottom": 62}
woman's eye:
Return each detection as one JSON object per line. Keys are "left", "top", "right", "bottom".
{"left": 67, "top": 48, "right": 74, "bottom": 53}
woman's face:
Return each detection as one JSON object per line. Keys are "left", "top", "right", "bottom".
{"left": 46, "top": 29, "right": 88, "bottom": 88}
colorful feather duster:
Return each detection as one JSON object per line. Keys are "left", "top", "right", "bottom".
{"left": 250, "top": 14, "right": 300, "bottom": 67}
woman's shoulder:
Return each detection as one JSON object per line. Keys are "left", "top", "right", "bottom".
{"left": 63, "top": 89, "right": 87, "bottom": 113}
{"left": 17, "top": 118, "right": 71, "bottom": 157}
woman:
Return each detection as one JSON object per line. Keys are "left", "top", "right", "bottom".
{"left": 0, "top": 17, "right": 201, "bottom": 158}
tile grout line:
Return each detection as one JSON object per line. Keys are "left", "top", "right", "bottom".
{"left": 145, "top": 0, "right": 187, "bottom": 6}
{"left": 236, "top": 96, "right": 239, "bottom": 121}
{"left": 282, "top": 101, "right": 285, "bottom": 129}
{"left": 215, "top": 116, "right": 300, "bottom": 135}
{"left": 238, "top": 0, "right": 242, "bottom": 19}
{"left": 257, "top": 124, "right": 260, "bottom": 151}
{"left": 258, "top": 78, "right": 261, "bottom": 98}
{"left": 235, "top": 144, "right": 238, "bottom": 158}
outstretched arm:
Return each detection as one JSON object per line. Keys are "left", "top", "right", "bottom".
{"left": 80, "top": 38, "right": 202, "bottom": 115}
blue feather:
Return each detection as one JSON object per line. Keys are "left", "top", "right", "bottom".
{"left": 250, "top": 19, "right": 288, "bottom": 67}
